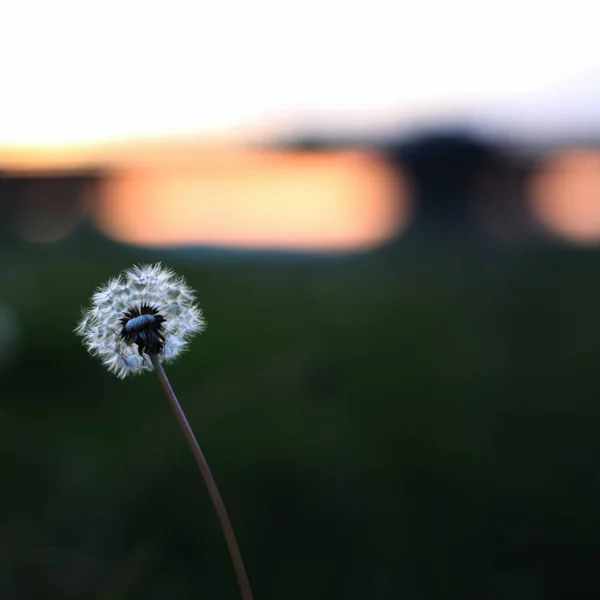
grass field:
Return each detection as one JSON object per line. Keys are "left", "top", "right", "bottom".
{"left": 1, "top": 237, "right": 599, "bottom": 599}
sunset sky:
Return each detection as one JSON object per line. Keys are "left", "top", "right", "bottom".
{"left": 2, "top": 1, "right": 599, "bottom": 250}
{"left": 1, "top": 0, "right": 599, "bottom": 148}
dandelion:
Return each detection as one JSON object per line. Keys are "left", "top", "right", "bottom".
{"left": 75, "top": 263, "right": 253, "bottom": 600}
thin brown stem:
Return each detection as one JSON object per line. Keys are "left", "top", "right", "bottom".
{"left": 149, "top": 353, "right": 253, "bottom": 600}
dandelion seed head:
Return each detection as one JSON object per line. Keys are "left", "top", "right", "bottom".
{"left": 75, "top": 263, "right": 205, "bottom": 378}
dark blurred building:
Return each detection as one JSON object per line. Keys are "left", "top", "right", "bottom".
{"left": 385, "top": 129, "right": 532, "bottom": 240}
{"left": 0, "top": 172, "right": 99, "bottom": 242}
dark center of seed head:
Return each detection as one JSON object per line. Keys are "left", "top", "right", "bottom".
{"left": 120, "top": 305, "right": 166, "bottom": 355}
{"left": 125, "top": 313, "right": 156, "bottom": 332}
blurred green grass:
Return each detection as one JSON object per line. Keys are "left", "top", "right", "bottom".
{"left": 1, "top": 240, "right": 600, "bottom": 599}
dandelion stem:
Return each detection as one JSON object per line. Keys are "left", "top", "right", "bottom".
{"left": 149, "top": 353, "right": 253, "bottom": 600}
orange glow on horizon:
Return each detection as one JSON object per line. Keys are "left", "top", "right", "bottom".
{"left": 0, "top": 139, "right": 237, "bottom": 173}
{"left": 94, "top": 150, "right": 408, "bottom": 251}
{"left": 530, "top": 150, "right": 600, "bottom": 245}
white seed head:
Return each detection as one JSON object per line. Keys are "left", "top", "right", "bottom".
{"left": 75, "top": 263, "right": 205, "bottom": 378}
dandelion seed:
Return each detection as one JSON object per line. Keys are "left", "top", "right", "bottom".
{"left": 75, "top": 263, "right": 205, "bottom": 378}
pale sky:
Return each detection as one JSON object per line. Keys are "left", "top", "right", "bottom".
{"left": 1, "top": 0, "right": 599, "bottom": 147}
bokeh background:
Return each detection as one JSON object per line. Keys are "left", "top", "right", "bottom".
{"left": 2, "top": 2, "right": 600, "bottom": 598}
